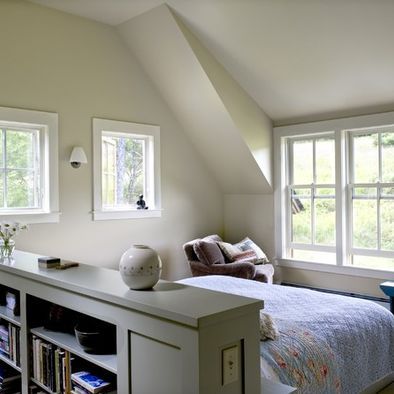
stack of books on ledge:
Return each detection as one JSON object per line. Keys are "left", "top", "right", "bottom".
{"left": 71, "top": 371, "right": 115, "bottom": 394}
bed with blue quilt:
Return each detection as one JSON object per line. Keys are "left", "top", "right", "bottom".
{"left": 178, "top": 275, "right": 394, "bottom": 394}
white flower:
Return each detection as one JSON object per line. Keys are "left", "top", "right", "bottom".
{"left": 0, "top": 222, "right": 28, "bottom": 242}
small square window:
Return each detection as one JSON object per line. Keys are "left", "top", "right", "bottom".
{"left": 93, "top": 118, "right": 161, "bottom": 220}
{"left": 0, "top": 106, "right": 59, "bottom": 224}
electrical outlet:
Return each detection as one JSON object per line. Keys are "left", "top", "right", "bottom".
{"left": 222, "top": 345, "right": 238, "bottom": 385}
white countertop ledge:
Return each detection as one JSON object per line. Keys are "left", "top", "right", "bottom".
{"left": 0, "top": 250, "right": 263, "bottom": 329}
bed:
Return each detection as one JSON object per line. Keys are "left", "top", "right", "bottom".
{"left": 178, "top": 275, "right": 394, "bottom": 394}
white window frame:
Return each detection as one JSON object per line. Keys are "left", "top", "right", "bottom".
{"left": 286, "top": 133, "right": 336, "bottom": 256}
{"left": 274, "top": 111, "right": 394, "bottom": 280}
{"left": 348, "top": 126, "right": 394, "bottom": 261}
{"left": 92, "top": 118, "right": 161, "bottom": 221}
{"left": 0, "top": 106, "right": 59, "bottom": 224}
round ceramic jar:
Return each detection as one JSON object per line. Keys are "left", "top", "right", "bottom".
{"left": 119, "top": 245, "right": 162, "bottom": 290}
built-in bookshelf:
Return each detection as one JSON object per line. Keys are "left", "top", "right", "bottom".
{"left": 0, "top": 250, "right": 262, "bottom": 394}
{"left": 0, "top": 285, "right": 22, "bottom": 393}
{"left": 28, "top": 297, "right": 116, "bottom": 394}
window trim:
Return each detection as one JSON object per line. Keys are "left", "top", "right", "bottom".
{"left": 347, "top": 126, "right": 394, "bottom": 260}
{"left": 274, "top": 111, "right": 394, "bottom": 279}
{"left": 286, "top": 133, "right": 336, "bottom": 253}
{"left": 92, "top": 118, "right": 161, "bottom": 221}
{"left": 0, "top": 106, "right": 59, "bottom": 224}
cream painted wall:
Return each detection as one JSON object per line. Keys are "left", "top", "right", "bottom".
{"left": 223, "top": 194, "right": 275, "bottom": 263}
{"left": 0, "top": 0, "right": 223, "bottom": 279}
{"left": 118, "top": 5, "right": 271, "bottom": 194}
{"left": 173, "top": 12, "right": 273, "bottom": 190}
{"left": 280, "top": 267, "right": 388, "bottom": 299}
{"left": 175, "top": 11, "right": 273, "bottom": 193}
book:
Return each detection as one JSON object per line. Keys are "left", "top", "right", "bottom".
{"left": 71, "top": 372, "right": 111, "bottom": 394}
{"left": 72, "top": 382, "right": 116, "bottom": 394}
{"left": 37, "top": 257, "right": 60, "bottom": 269}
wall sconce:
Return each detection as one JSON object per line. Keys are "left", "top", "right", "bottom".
{"left": 69, "top": 147, "right": 87, "bottom": 168}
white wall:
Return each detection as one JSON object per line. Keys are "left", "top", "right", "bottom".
{"left": 0, "top": 0, "right": 223, "bottom": 279}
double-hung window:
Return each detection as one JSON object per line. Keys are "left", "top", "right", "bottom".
{"left": 349, "top": 126, "right": 394, "bottom": 270}
{"left": 0, "top": 107, "right": 59, "bottom": 223}
{"left": 287, "top": 134, "right": 336, "bottom": 264}
{"left": 275, "top": 112, "right": 394, "bottom": 277}
{"left": 93, "top": 118, "right": 161, "bottom": 220}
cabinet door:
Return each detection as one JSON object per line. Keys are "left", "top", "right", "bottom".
{"left": 130, "top": 332, "right": 182, "bottom": 394}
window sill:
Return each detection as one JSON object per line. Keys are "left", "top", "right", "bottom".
{"left": 92, "top": 209, "right": 162, "bottom": 221}
{"left": 0, "top": 211, "right": 60, "bottom": 224}
{"left": 277, "top": 258, "right": 394, "bottom": 280}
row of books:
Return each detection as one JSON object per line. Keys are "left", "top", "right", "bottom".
{"left": 31, "top": 336, "right": 115, "bottom": 394}
{"left": 31, "top": 336, "right": 74, "bottom": 393}
{"left": 0, "top": 322, "right": 20, "bottom": 366}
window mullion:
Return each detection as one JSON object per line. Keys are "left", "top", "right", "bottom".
{"left": 377, "top": 184, "right": 381, "bottom": 250}
{"left": 312, "top": 139, "right": 316, "bottom": 245}
{"left": 377, "top": 133, "right": 382, "bottom": 251}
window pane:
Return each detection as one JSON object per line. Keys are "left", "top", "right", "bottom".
{"left": 292, "top": 198, "right": 311, "bottom": 243}
{"left": 291, "top": 249, "right": 336, "bottom": 264}
{"left": 315, "top": 138, "right": 335, "bottom": 184}
{"left": 293, "top": 140, "right": 313, "bottom": 184}
{"left": 315, "top": 198, "right": 335, "bottom": 245}
{"left": 351, "top": 255, "right": 394, "bottom": 271}
{"left": 353, "top": 133, "right": 378, "bottom": 183}
{"left": 7, "top": 170, "right": 35, "bottom": 208}
{"left": 353, "top": 187, "right": 377, "bottom": 198}
{"left": 102, "top": 134, "right": 145, "bottom": 208}
{"left": 0, "top": 129, "right": 3, "bottom": 168}
{"left": 316, "top": 188, "right": 335, "bottom": 197}
{"left": 102, "top": 141, "right": 108, "bottom": 173}
{"left": 6, "top": 129, "right": 36, "bottom": 169}
{"left": 381, "top": 187, "right": 394, "bottom": 197}
{"left": 0, "top": 172, "right": 3, "bottom": 208}
{"left": 382, "top": 132, "right": 394, "bottom": 183}
{"left": 352, "top": 200, "right": 377, "bottom": 249}
{"left": 381, "top": 200, "right": 394, "bottom": 251}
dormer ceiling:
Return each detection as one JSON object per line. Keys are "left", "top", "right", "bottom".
{"left": 29, "top": 0, "right": 394, "bottom": 125}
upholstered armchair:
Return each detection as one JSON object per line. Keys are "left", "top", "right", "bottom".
{"left": 183, "top": 235, "right": 274, "bottom": 283}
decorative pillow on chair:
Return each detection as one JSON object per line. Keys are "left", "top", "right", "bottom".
{"left": 217, "top": 237, "right": 268, "bottom": 264}
{"left": 193, "top": 240, "right": 225, "bottom": 266}
{"left": 234, "top": 237, "right": 269, "bottom": 263}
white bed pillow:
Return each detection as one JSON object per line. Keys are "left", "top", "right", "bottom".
{"left": 260, "top": 311, "right": 279, "bottom": 341}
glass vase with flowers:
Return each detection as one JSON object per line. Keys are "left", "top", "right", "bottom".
{"left": 0, "top": 222, "right": 27, "bottom": 260}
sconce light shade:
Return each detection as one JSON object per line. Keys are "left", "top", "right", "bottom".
{"left": 70, "top": 147, "right": 87, "bottom": 168}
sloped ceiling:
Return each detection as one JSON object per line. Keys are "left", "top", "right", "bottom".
{"left": 118, "top": 5, "right": 272, "bottom": 193}
{"left": 29, "top": 0, "right": 394, "bottom": 125}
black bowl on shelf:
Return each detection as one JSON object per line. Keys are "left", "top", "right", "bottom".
{"left": 74, "top": 321, "right": 116, "bottom": 354}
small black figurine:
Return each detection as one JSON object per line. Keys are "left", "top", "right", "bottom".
{"left": 136, "top": 194, "right": 148, "bottom": 210}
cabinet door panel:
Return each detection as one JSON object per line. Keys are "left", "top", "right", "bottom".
{"left": 130, "top": 332, "right": 182, "bottom": 394}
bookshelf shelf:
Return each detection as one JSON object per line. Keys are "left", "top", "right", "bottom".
{"left": 0, "top": 352, "right": 21, "bottom": 372}
{"left": 30, "top": 377, "right": 56, "bottom": 394}
{"left": 30, "top": 327, "right": 117, "bottom": 374}
{"left": 0, "top": 305, "right": 21, "bottom": 327}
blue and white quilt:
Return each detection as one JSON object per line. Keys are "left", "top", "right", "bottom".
{"left": 178, "top": 275, "right": 394, "bottom": 393}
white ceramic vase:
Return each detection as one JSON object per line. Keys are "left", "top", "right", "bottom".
{"left": 119, "top": 245, "right": 162, "bottom": 290}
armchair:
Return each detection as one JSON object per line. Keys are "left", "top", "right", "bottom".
{"left": 183, "top": 235, "right": 274, "bottom": 283}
